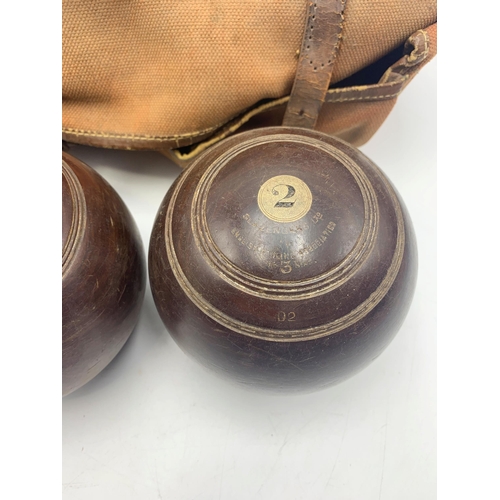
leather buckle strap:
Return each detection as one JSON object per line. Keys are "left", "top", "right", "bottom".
{"left": 283, "top": 0, "right": 346, "bottom": 130}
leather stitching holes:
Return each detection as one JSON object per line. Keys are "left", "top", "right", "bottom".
{"left": 305, "top": 2, "right": 345, "bottom": 72}
{"left": 307, "top": 3, "right": 317, "bottom": 71}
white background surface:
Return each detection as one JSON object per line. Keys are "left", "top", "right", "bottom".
{"left": 62, "top": 59, "right": 436, "bottom": 499}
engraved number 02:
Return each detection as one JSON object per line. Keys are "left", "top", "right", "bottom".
{"left": 278, "top": 311, "right": 296, "bottom": 322}
{"left": 272, "top": 184, "right": 296, "bottom": 208}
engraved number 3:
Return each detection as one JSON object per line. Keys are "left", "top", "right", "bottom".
{"left": 272, "top": 184, "right": 296, "bottom": 208}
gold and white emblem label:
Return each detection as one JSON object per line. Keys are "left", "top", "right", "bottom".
{"left": 257, "top": 175, "right": 313, "bottom": 223}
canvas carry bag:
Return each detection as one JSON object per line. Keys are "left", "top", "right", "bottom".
{"left": 62, "top": 0, "right": 437, "bottom": 167}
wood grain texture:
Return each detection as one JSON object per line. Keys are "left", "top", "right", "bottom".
{"left": 62, "top": 152, "right": 146, "bottom": 396}
{"left": 149, "top": 127, "right": 417, "bottom": 392}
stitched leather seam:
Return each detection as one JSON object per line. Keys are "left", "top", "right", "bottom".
{"left": 333, "top": 93, "right": 401, "bottom": 103}
{"left": 295, "top": 1, "right": 344, "bottom": 85}
{"left": 62, "top": 82, "right": 404, "bottom": 145}
{"left": 283, "top": 0, "right": 346, "bottom": 128}
{"left": 62, "top": 122, "right": 229, "bottom": 142}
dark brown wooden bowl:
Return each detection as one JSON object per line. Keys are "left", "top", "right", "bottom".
{"left": 149, "top": 128, "right": 417, "bottom": 392}
{"left": 62, "top": 152, "right": 146, "bottom": 396}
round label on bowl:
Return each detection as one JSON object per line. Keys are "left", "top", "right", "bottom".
{"left": 257, "top": 175, "right": 313, "bottom": 223}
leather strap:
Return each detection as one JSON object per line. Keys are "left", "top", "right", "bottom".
{"left": 283, "top": 0, "right": 346, "bottom": 129}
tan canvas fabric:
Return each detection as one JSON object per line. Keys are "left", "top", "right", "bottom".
{"left": 162, "top": 22, "right": 437, "bottom": 167}
{"left": 62, "top": 0, "right": 437, "bottom": 161}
